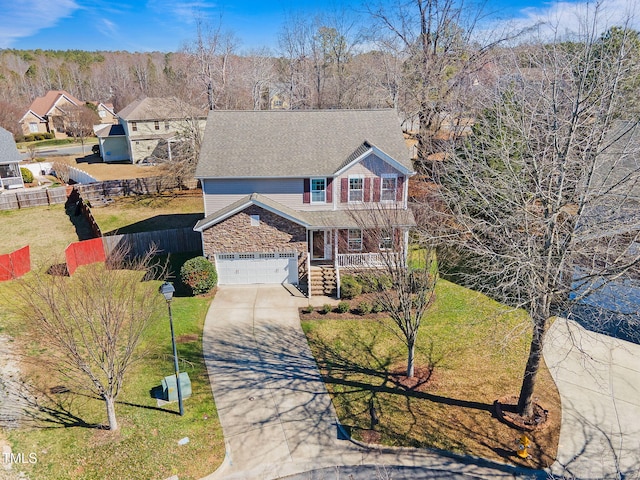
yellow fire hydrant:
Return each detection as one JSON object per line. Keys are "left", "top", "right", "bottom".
{"left": 516, "top": 434, "right": 531, "bottom": 459}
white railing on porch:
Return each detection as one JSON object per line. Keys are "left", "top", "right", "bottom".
{"left": 336, "top": 252, "right": 399, "bottom": 268}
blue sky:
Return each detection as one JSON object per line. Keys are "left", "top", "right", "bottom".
{"left": 0, "top": 0, "right": 638, "bottom": 53}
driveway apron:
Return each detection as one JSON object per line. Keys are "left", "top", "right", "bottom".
{"left": 202, "top": 285, "right": 353, "bottom": 478}
{"left": 544, "top": 318, "right": 640, "bottom": 479}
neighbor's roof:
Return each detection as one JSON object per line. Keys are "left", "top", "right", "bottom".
{"left": 196, "top": 109, "right": 413, "bottom": 178}
{"left": 27, "top": 90, "right": 82, "bottom": 117}
{"left": 95, "top": 124, "right": 125, "bottom": 137}
{"left": 118, "top": 97, "right": 206, "bottom": 121}
{"left": 0, "top": 127, "right": 22, "bottom": 164}
{"left": 194, "top": 193, "right": 416, "bottom": 231}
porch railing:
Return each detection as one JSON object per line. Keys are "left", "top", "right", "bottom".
{"left": 0, "top": 176, "right": 24, "bottom": 189}
{"left": 336, "top": 252, "right": 399, "bottom": 268}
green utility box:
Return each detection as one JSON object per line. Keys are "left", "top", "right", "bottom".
{"left": 161, "top": 372, "right": 192, "bottom": 402}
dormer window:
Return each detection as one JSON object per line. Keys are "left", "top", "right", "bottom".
{"left": 348, "top": 176, "right": 364, "bottom": 202}
{"left": 311, "top": 178, "right": 326, "bottom": 203}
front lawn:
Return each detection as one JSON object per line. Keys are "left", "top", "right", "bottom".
{"left": 0, "top": 278, "right": 224, "bottom": 480}
{"left": 302, "top": 279, "right": 560, "bottom": 469}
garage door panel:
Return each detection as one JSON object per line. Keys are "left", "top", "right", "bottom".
{"left": 216, "top": 252, "right": 298, "bottom": 285}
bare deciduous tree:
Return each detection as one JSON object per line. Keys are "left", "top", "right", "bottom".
{"left": 349, "top": 205, "right": 437, "bottom": 377}
{"left": 430, "top": 12, "right": 640, "bottom": 418}
{"left": 64, "top": 103, "right": 99, "bottom": 153}
{"left": 12, "top": 247, "right": 166, "bottom": 431}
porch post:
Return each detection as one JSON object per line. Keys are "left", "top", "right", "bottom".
{"left": 403, "top": 229, "right": 409, "bottom": 267}
{"left": 334, "top": 229, "right": 340, "bottom": 299}
{"left": 306, "top": 229, "right": 311, "bottom": 298}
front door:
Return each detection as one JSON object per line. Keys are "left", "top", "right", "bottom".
{"left": 310, "top": 230, "right": 332, "bottom": 260}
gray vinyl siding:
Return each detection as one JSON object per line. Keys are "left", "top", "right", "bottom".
{"left": 202, "top": 177, "right": 334, "bottom": 216}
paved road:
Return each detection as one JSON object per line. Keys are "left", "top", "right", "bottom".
{"left": 19, "top": 144, "right": 93, "bottom": 159}
{"left": 200, "top": 285, "right": 538, "bottom": 480}
{"left": 544, "top": 318, "right": 640, "bottom": 479}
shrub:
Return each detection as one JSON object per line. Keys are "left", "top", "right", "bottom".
{"left": 20, "top": 167, "right": 33, "bottom": 184}
{"left": 44, "top": 132, "right": 55, "bottom": 139}
{"left": 179, "top": 256, "right": 217, "bottom": 295}
{"left": 357, "top": 301, "right": 372, "bottom": 315}
{"left": 372, "top": 300, "right": 385, "bottom": 313}
{"left": 357, "top": 274, "right": 379, "bottom": 294}
{"left": 340, "top": 275, "right": 362, "bottom": 299}
{"left": 303, "top": 304, "right": 315, "bottom": 314}
{"left": 337, "top": 301, "right": 350, "bottom": 313}
{"left": 321, "top": 304, "right": 332, "bottom": 314}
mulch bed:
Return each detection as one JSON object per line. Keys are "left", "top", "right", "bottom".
{"left": 494, "top": 395, "right": 550, "bottom": 431}
{"left": 299, "top": 293, "right": 390, "bottom": 320}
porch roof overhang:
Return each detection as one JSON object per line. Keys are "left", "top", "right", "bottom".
{"left": 194, "top": 193, "right": 416, "bottom": 232}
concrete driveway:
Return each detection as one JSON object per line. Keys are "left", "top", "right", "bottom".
{"left": 201, "top": 285, "right": 539, "bottom": 480}
{"left": 544, "top": 318, "right": 640, "bottom": 479}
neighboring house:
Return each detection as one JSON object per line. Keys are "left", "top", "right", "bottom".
{"left": 193, "top": 109, "right": 416, "bottom": 296}
{"left": 0, "top": 127, "right": 24, "bottom": 190}
{"left": 19, "top": 90, "right": 82, "bottom": 137}
{"left": 88, "top": 102, "right": 117, "bottom": 124}
{"left": 99, "top": 96, "right": 206, "bottom": 164}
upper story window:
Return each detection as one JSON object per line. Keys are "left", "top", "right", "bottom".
{"left": 165, "top": 121, "right": 170, "bottom": 130}
{"left": 311, "top": 178, "right": 326, "bottom": 203}
{"left": 348, "top": 176, "right": 364, "bottom": 202}
{"left": 99, "top": 110, "right": 106, "bottom": 118}
{"left": 381, "top": 174, "right": 398, "bottom": 202}
{"left": 348, "top": 229, "right": 362, "bottom": 251}
{"left": 154, "top": 121, "right": 160, "bottom": 130}
{"left": 131, "top": 122, "right": 137, "bottom": 132}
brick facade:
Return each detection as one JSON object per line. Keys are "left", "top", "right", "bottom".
{"left": 201, "top": 205, "right": 308, "bottom": 276}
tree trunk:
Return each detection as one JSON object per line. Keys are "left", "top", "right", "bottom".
{"left": 407, "top": 340, "right": 415, "bottom": 378}
{"left": 104, "top": 395, "right": 118, "bottom": 431}
{"left": 517, "top": 318, "right": 547, "bottom": 417}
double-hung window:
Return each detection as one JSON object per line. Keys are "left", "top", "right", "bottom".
{"left": 311, "top": 178, "right": 326, "bottom": 203}
{"left": 154, "top": 121, "right": 160, "bottom": 130}
{"left": 349, "top": 176, "right": 364, "bottom": 202}
{"left": 379, "top": 229, "right": 393, "bottom": 250}
{"left": 381, "top": 174, "right": 398, "bottom": 201}
{"left": 131, "top": 121, "right": 137, "bottom": 132}
{"left": 348, "top": 229, "right": 363, "bottom": 251}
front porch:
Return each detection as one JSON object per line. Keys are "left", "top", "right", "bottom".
{"left": 306, "top": 227, "right": 406, "bottom": 298}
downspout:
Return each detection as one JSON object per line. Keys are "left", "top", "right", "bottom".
{"left": 306, "top": 229, "right": 311, "bottom": 299}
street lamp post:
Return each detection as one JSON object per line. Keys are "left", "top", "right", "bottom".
{"left": 159, "top": 281, "right": 184, "bottom": 416}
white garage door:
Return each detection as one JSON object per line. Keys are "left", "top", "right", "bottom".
{"left": 215, "top": 252, "right": 299, "bottom": 285}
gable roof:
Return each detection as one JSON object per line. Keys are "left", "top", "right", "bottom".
{"left": 196, "top": 109, "right": 413, "bottom": 178}
{"left": 0, "top": 127, "right": 22, "bottom": 164}
{"left": 117, "top": 97, "right": 206, "bottom": 121}
{"left": 27, "top": 90, "right": 82, "bottom": 117}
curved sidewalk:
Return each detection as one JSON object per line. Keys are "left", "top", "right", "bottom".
{"left": 543, "top": 318, "right": 640, "bottom": 479}
{"left": 201, "top": 285, "right": 539, "bottom": 480}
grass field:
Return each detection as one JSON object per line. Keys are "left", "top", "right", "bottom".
{"left": 0, "top": 277, "right": 223, "bottom": 480}
{"left": 91, "top": 192, "right": 204, "bottom": 234}
{"left": 0, "top": 204, "right": 78, "bottom": 266}
{"left": 302, "top": 279, "right": 561, "bottom": 469}
{"left": 51, "top": 155, "right": 164, "bottom": 181}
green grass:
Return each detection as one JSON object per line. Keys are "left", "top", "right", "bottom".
{"left": 0, "top": 205, "right": 78, "bottom": 266}
{"left": 91, "top": 193, "right": 204, "bottom": 234}
{"left": 1, "top": 278, "right": 223, "bottom": 480}
{"left": 18, "top": 138, "right": 98, "bottom": 150}
{"left": 302, "top": 279, "right": 560, "bottom": 469}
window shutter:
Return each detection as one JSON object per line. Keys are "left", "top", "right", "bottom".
{"left": 396, "top": 176, "right": 404, "bottom": 202}
{"left": 326, "top": 178, "right": 333, "bottom": 202}
{"left": 341, "top": 178, "right": 348, "bottom": 203}
{"left": 373, "top": 177, "right": 381, "bottom": 202}
{"left": 303, "top": 178, "right": 310, "bottom": 203}
{"left": 364, "top": 177, "right": 371, "bottom": 202}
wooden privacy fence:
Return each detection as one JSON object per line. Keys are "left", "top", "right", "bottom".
{"left": 0, "top": 246, "right": 30, "bottom": 281}
{"left": 0, "top": 187, "right": 67, "bottom": 210}
{"left": 75, "top": 177, "right": 199, "bottom": 204}
{"left": 102, "top": 228, "right": 202, "bottom": 258}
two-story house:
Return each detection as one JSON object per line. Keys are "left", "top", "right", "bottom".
{"left": 96, "top": 96, "right": 207, "bottom": 164}
{"left": 0, "top": 127, "right": 25, "bottom": 190}
{"left": 19, "top": 90, "right": 83, "bottom": 137}
{"left": 193, "top": 109, "right": 416, "bottom": 296}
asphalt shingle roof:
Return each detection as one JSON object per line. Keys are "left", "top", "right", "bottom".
{"left": 118, "top": 97, "right": 206, "bottom": 121}
{"left": 0, "top": 127, "right": 21, "bottom": 164}
{"left": 195, "top": 109, "right": 412, "bottom": 178}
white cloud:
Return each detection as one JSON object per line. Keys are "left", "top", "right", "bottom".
{"left": 506, "top": 0, "right": 640, "bottom": 41}
{"left": 0, "top": 0, "right": 79, "bottom": 48}
{"left": 146, "top": 0, "right": 218, "bottom": 24}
